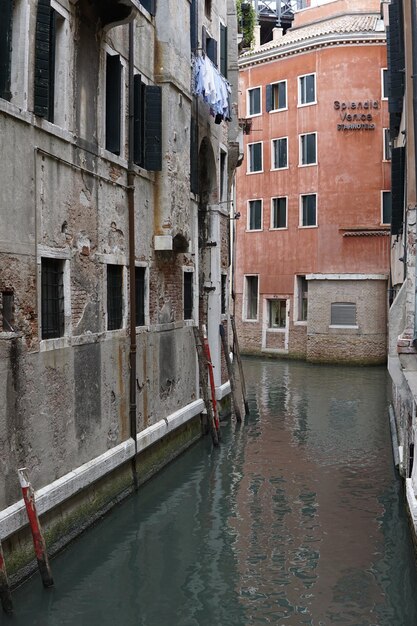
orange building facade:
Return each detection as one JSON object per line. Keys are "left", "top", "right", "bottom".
{"left": 235, "top": 0, "right": 390, "bottom": 364}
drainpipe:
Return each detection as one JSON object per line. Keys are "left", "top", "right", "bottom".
{"left": 128, "top": 19, "right": 138, "bottom": 489}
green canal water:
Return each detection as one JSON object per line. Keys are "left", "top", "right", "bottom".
{"left": 5, "top": 359, "right": 417, "bottom": 625}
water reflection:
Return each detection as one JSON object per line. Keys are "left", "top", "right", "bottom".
{"left": 8, "top": 359, "right": 417, "bottom": 625}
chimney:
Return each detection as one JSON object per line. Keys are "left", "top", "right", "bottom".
{"left": 272, "top": 27, "right": 283, "bottom": 41}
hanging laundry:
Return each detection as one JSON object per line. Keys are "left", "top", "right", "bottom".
{"left": 193, "top": 54, "right": 232, "bottom": 122}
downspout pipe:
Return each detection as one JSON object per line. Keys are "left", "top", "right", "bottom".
{"left": 128, "top": 18, "right": 138, "bottom": 489}
{"left": 411, "top": 0, "right": 417, "bottom": 343}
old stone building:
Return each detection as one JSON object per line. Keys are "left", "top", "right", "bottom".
{"left": 385, "top": 0, "right": 417, "bottom": 546}
{"left": 235, "top": 0, "right": 390, "bottom": 364}
{"left": 0, "top": 0, "right": 240, "bottom": 581}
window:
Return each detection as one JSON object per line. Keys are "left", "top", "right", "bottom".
{"left": 220, "top": 149, "right": 227, "bottom": 202}
{"left": 184, "top": 271, "right": 193, "bottom": 320}
{"left": 271, "top": 197, "right": 287, "bottom": 229}
{"left": 220, "top": 22, "right": 227, "bottom": 78}
{"left": 141, "top": 0, "right": 157, "bottom": 15}
{"left": 269, "top": 300, "right": 286, "bottom": 329}
{"left": 106, "top": 53, "right": 122, "bottom": 155}
{"left": 248, "top": 87, "right": 261, "bottom": 116}
{"left": 107, "top": 265, "right": 123, "bottom": 330}
{"left": 202, "top": 26, "right": 217, "bottom": 67}
{"left": 272, "top": 137, "right": 288, "bottom": 169}
{"left": 266, "top": 81, "right": 287, "bottom": 112}
{"left": 205, "top": 0, "right": 211, "bottom": 18}
{"left": 248, "top": 199, "right": 262, "bottom": 230}
{"left": 244, "top": 276, "right": 258, "bottom": 320}
{"left": 135, "top": 267, "right": 146, "bottom": 327}
{"left": 34, "top": 1, "right": 60, "bottom": 122}
{"left": 382, "top": 68, "right": 388, "bottom": 99}
{"left": 190, "top": 0, "right": 197, "bottom": 52}
{"left": 383, "top": 128, "right": 391, "bottom": 161}
{"left": 41, "top": 258, "right": 64, "bottom": 339}
{"left": 382, "top": 191, "right": 392, "bottom": 224}
{"left": 0, "top": 0, "right": 13, "bottom": 101}
{"left": 248, "top": 142, "right": 263, "bottom": 173}
{"left": 221, "top": 274, "right": 227, "bottom": 315}
{"left": 298, "top": 73, "right": 316, "bottom": 106}
{"left": 296, "top": 275, "right": 308, "bottom": 321}
{"left": 300, "top": 194, "right": 317, "bottom": 227}
{"left": 331, "top": 302, "right": 356, "bottom": 326}
{"left": 1, "top": 291, "right": 14, "bottom": 332}
{"left": 133, "top": 74, "right": 162, "bottom": 171}
{"left": 299, "top": 133, "right": 317, "bottom": 166}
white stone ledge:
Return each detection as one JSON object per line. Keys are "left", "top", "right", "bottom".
{"left": 215, "top": 381, "right": 231, "bottom": 401}
{"left": 406, "top": 478, "right": 417, "bottom": 532}
{"left": 306, "top": 273, "right": 387, "bottom": 281}
{"left": 0, "top": 399, "right": 204, "bottom": 540}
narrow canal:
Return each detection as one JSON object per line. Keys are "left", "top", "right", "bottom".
{"left": 6, "top": 359, "right": 417, "bottom": 625}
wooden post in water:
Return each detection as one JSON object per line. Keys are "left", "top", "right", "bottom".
{"left": 0, "top": 540, "right": 13, "bottom": 614}
{"left": 219, "top": 324, "right": 242, "bottom": 423}
{"left": 193, "top": 327, "right": 219, "bottom": 446}
{"left": 230, "top": 315, "right": 250, "bottom": 416}
{"left": 18, "top": 468, "right": 54, "bottom": 588}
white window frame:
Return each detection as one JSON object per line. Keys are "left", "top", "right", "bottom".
{"left": 247, "top": 198, "right": 263, "bottom": 232}
{"left": 298, "top": 72, "right": 316, "bottom": 107}
{"left": 381, "top": 68, "right": 388, "bottom": 100}
{"left": 267, "top": 298, "right": 287, "bottom": 330}
{"left": 50, "top": 0, "right": 72, "bottom": 130}
{"left": 299, "top": 132, "right": 317, "bottom": 166}
{"left": 247, "top": 141, "right": 263, "bottom": 174}
{"left": 383, "top": 128, "right": 391, "bottom": 161}
{"left": 243, "top": 275, "right": 259, "bottom": 322}
{"left": 247, "top": 86, "right": 262, "bottom": 117}
{"left": 270, "top": 196, "right": 288, "bottom": 230}
{"left": 269, "top": 80, "right": 288, "bottom": 112}
{"left": 271, "top": 136, "right": 289, "bottom": 171}
{"left": 101, "top": 45, "right": 127, "bottom": 161}
{"left": 37, "top": 246, "right": 72, "bottom": 351}
{"left": 381, "top": 190, "right": 392, "bottom": 225}
{"left": 299, "top": 193, "right": 318, "bottom": 228}
{"left": 135, "top": 262, "right": 149, "bottom": 329}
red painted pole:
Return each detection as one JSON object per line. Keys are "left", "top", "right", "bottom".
{"left": 0, "top": 539, "right": 13, "bottom": 614}
{"left": 18, "top": 468, "right": 54, "bottom": 588}
{"left": 202, "top": 326, "right": 219, "bottom": 432}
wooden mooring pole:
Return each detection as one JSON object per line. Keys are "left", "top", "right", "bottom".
{"left": 0, "top": 539, "right": 13, "bottom": 614}
{"left": 193, "top": 327, "right": 219, "bottom": 446}
{"left": 219, "top": 324, "right": 242, "bottom": 423}
{"left": 230, "top": 315, "right": 250, "bottom": 416}
{"left": 18, "top": 468, "right": 54, "bottom": 588}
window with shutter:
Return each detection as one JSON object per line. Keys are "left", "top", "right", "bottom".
{"left": 140, "top": 0, "right": 156, "bottom": 16}
{"left": 105, "top": 54, "right": 122, "bottom": 155}
{"left": 330, "top": 303, "right": 356, "bottom": 326}
{"left": 135, "top": 267, "right": 146, "bottom": 327}
{"left": 107, "top": 265, "right": 123, "bottom": 330}
{"left": 34, "top": 0, "right": 57, "bottom": 121}
{"left": 0, "top": 0, "right": 13, "bottom": 101}
{"left": 220, "top": 23, "right": 227, "bottom": 77}
{"left": 382, "top": 191, "right": 392, "bottom": 225}
{"left": 145, "top": 85, "right": 162, "bottom": 171}
{"left": 391, "top": 146, "right": 405, "bottom": 235}
{"left": 133, "top": 74, "right": 144, "bottom": 166}
{"left": 266, "top": 81, "right": 287, "bottom": 112}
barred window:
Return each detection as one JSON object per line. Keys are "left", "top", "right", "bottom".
{"left": 41, "top": 258, "right": 64, "bottom": 339}
{"left": 184, "top": 272, "right": 193, "bottom": 320}
{"left": 107, "top": 265, "right": 123, "bottom": 330}
{"left": 135, "top": 266, "right": 145, "bottom": 327}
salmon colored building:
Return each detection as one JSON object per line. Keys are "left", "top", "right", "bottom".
{"left": 235, "top": 0, "right": 390, "bottom": 364}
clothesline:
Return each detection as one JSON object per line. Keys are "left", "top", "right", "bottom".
{"left": 193, "top": 54, "right": 232, "bottom": 123}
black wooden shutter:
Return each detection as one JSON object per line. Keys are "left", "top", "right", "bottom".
{"left": 144, "top": 85, "right": 162, "bottom": 171}
{"left": 220, "top": 23, "right": 227, "bottom": 77}
{"left": 202, "top": 26, "right": 207, "bottom": 54}
{"left": 34, "top": 0, "right": 53, "bottom": 119}
{"left": 265, "top": 84, "right": 273, "bottom": 112}
{"left": 106, "top": 54, "right": 122, "bottom": 155}
{"left": 133, "top": 74, "right": 143, "bottom": 166}
{"left": 190, "top": 0, "right": 198, "bottom": 53}
{"left": 140, "top": 0, "right": 156, "bottom": 16}
{"left": 0, "top": 0, "right": 13, "bottom": 101}
{"left": 391, "top": 146, "right": 405, "bottom": 236}
{"left": 207, "top": 37, "right": 217, "bottom": 67}
{"left": 190, "top": 115, "right": 199, "bottom": 194}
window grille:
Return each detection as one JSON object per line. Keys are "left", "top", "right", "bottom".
{"left": 107, "top": 265, "right": 123, "bottom": 330}
{"left": 41, "top": 258, "right": 64, "bottom": 339}
{"left": 1, "top": 291, "right": 14, "bottom": 331}
{"left": 221, "top": 274, "right": 227, "bottom": 314}
{"left": 331, "top": 302, "right": 356, "bottom": 326}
